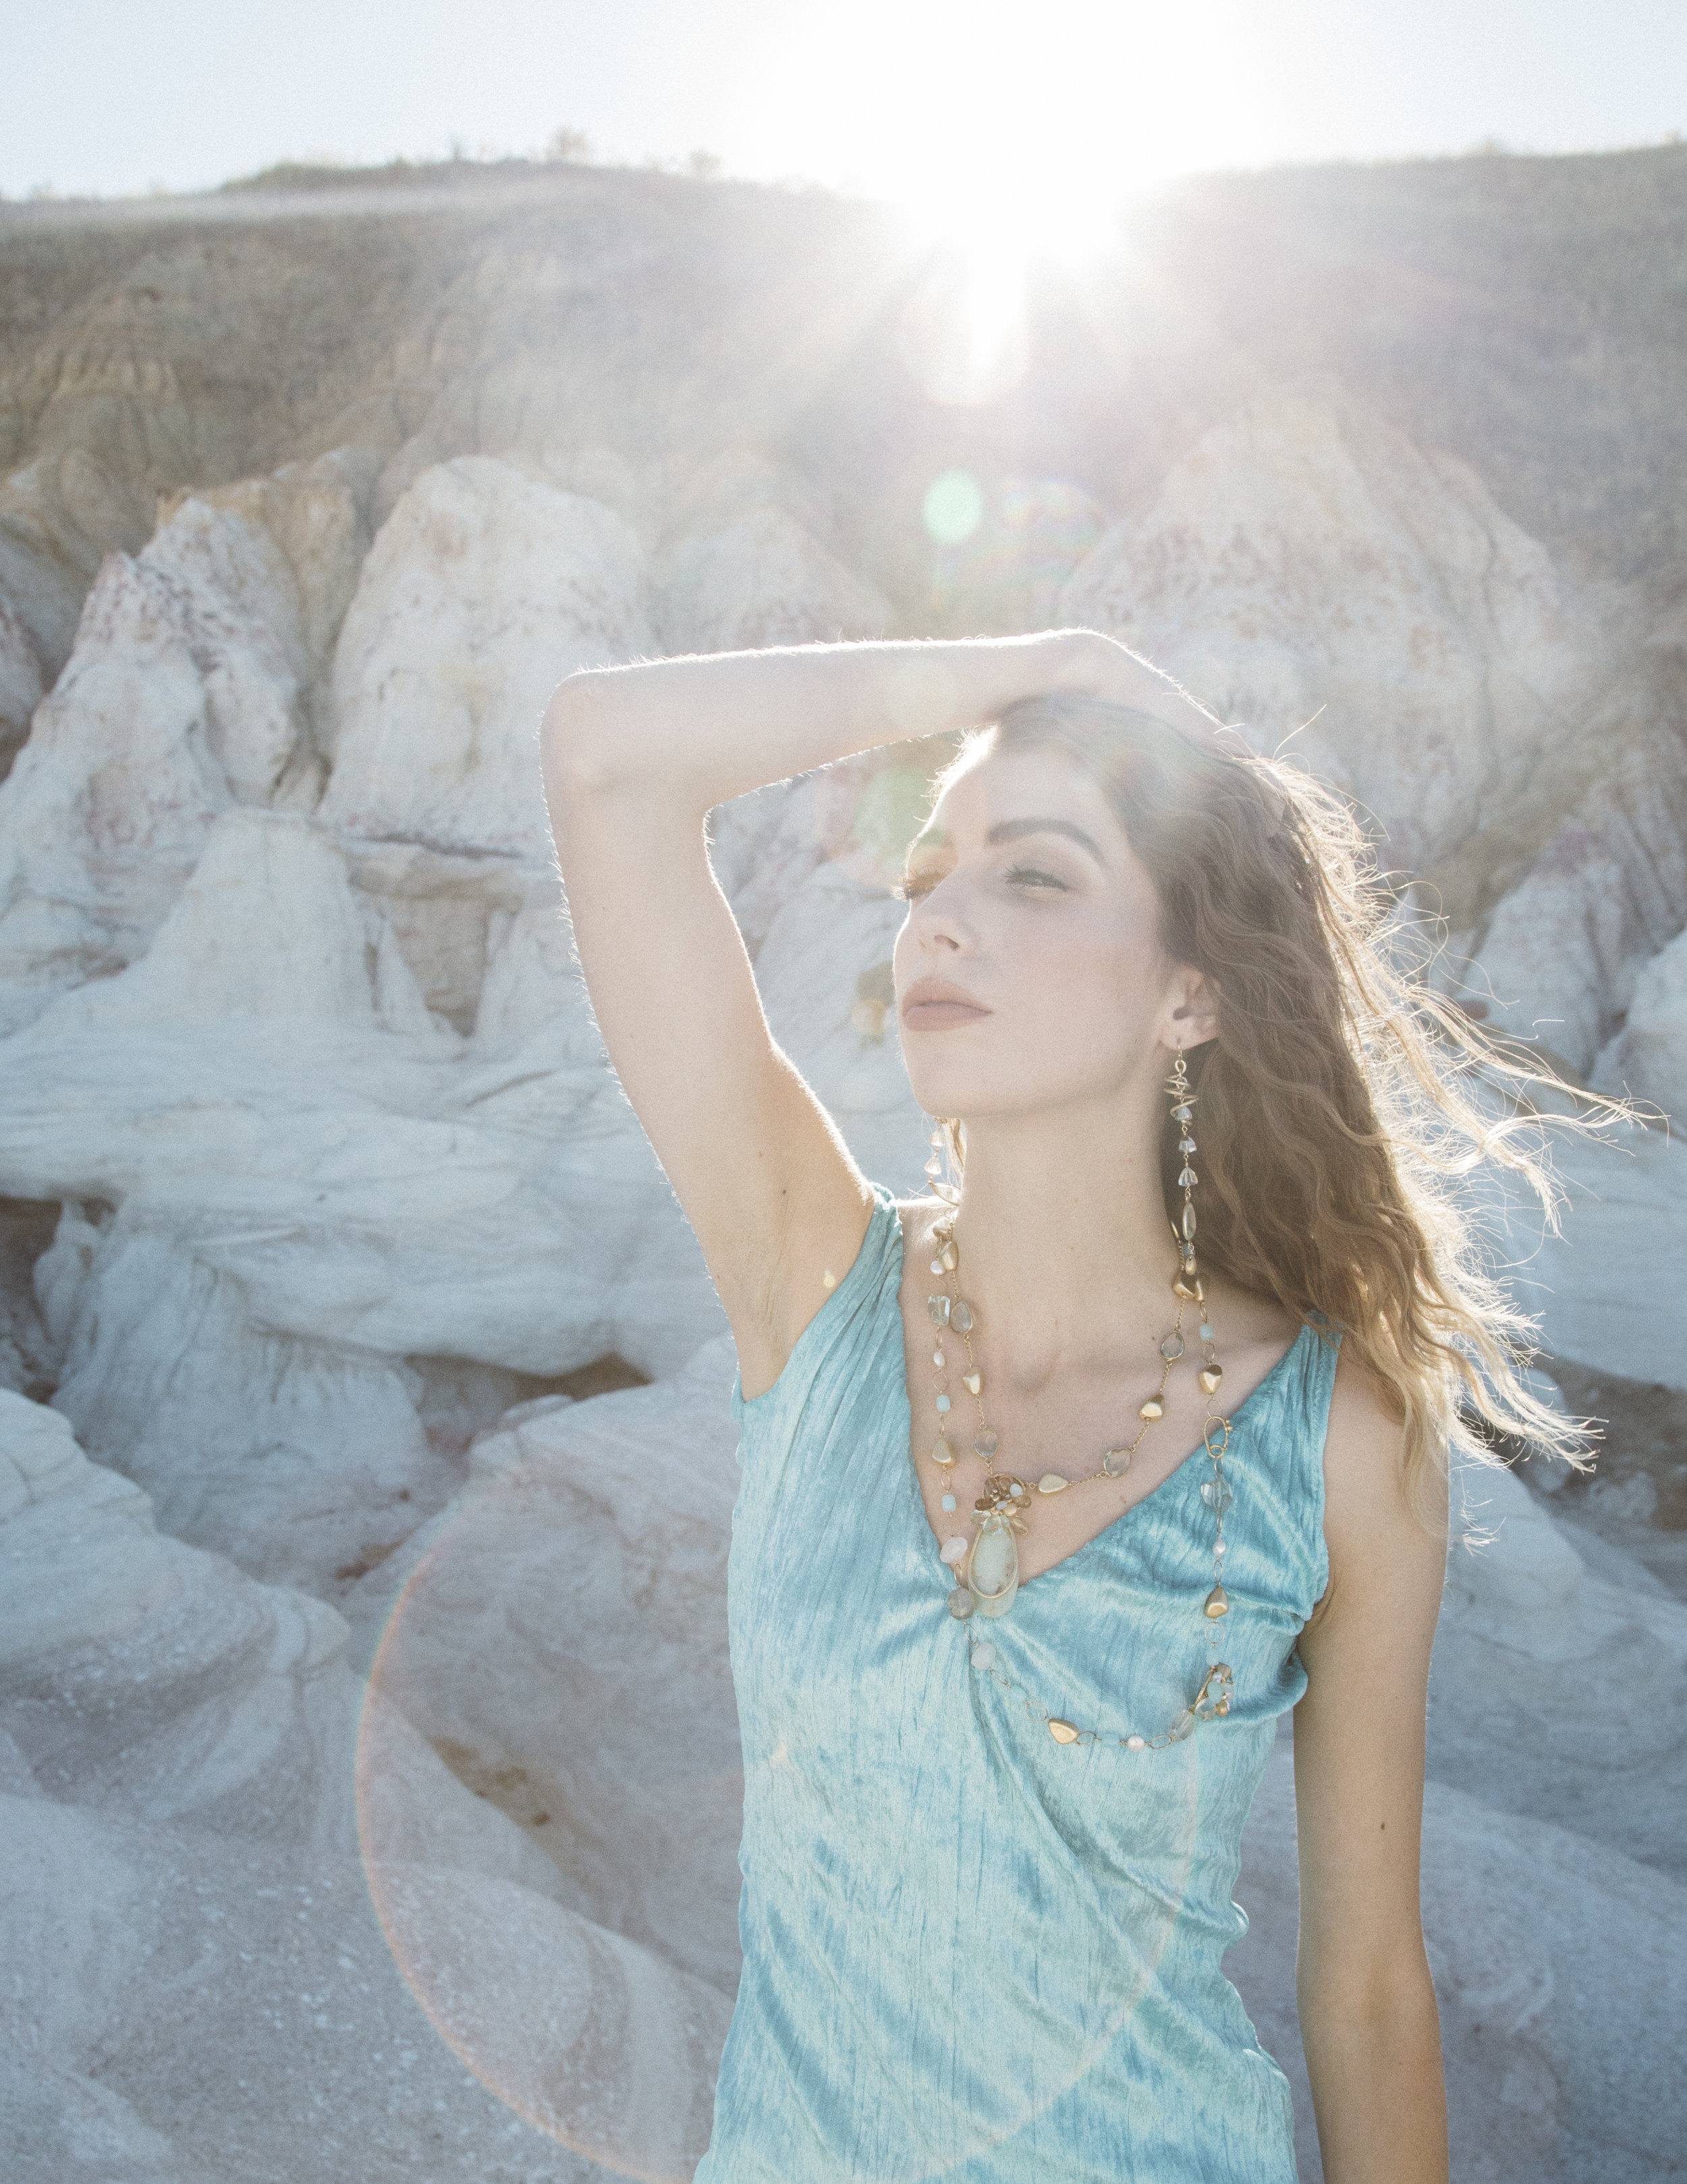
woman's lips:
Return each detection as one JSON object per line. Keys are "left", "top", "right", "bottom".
{"left": 901, "top": 979, "right": 991, "bottom": 1031}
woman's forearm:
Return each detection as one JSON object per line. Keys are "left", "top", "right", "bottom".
{"left": 541, "top": 630, "right": 1217, "bottom": 813}
{"left": 1299, "top": 1969, "right": 1448, "bottom": 2184}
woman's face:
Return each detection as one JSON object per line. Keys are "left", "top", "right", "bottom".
{"left": 892, "top": 746, "right": 1202, "bottom": 1126}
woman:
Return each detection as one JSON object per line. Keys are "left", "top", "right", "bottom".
{"left": 542, "top": 628, "right": 1568, "bottom": 2184}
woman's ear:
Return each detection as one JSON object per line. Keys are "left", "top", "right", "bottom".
{"left": 1167, "top": 973, "right": 1219, "bottom": 1052}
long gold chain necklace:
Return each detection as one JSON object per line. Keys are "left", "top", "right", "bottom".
{"left": 920, "top": 1050, "right": 1236, "bottom": 1749}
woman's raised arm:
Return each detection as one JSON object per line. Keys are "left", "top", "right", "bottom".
{"left": 541, "top": 631, "right": 1220, "bottom": 1392}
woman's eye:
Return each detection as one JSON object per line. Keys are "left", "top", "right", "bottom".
{"left": 1005, "top": 864, "right": 1068, "bottom": 892}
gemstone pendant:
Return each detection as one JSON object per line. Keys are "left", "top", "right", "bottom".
{"left": 1037, "top": 1471, "right": 1069, "bottom": 1494}
{"left": 1200, "top": 1475, "right": 1234, "bottom": 1515}
{"left": 1159, "top": 1332, "right": 1185, "bottom": 1361}
{"left": 950, "top": 1299, "right": 974, "bottom": 1334}
{"left": 947, "top": 1587, "right": 974, "bottom": 1619}
{"left": 1102, "top": 1447, "right": 1132, "bottom": 1477}
{"left": 930, "top": 1438, "right": 956, "bottom": 1466}
{"left": 1047, "top": 1719, "right": 1080, "bottom": 1744}
{"left": 927, "top": 1294, "right": 951, "bottom": 1327}
{"left": 966, "top": 1508, "right": 1020, "bottom": 1618}
{"left": 1204, "top": 1584, "right": 1230, "bottom": 1620}
{"left": 974, "top": 1427, "right": 998, "bottom": 1457}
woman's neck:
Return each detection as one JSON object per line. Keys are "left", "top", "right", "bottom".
{"left": 943, "top": 1101, "right": 1180, "bottom": 1395}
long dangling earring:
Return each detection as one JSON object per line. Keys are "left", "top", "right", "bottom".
{"left": 1166, "top": 1041, "right": 1232, "bottom": 1627}
{"left": 924, "top": 1117, "right": 962, "bottom": 1207}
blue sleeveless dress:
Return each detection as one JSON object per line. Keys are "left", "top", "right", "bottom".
{"left": 692, "top": 1184, "right": 1335, "bottom": 2184}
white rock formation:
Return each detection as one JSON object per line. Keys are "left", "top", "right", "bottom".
{"left": 1485, "top": 1118, "right": 1687, "bottom": 1391}
{"left": 1592, "top": 921, "right": 1687, "bottom": 1114}
{"left": 0, "top": 496, "right": 316, "bottom": 1030}
{"left": 1060, "top": 385, "right": 1603, "bottom": 877}
{"left": 350, "top": 1336, "right": 747, "bottom": 1993}
{"left": 650, "top": 503, "right": 890, "bottom": 653}
{"left": 0, "top": 1390, "right": 350, "bottom": 1840}
{"left": 1430, "top": 1458, "right": 1687, "bottom": 1873}
{"left": 0, "top": 1389, "right": 731, "bottom": 2182}
{"left": 321, "top": 456, "right": 649, "bottom": 860}
{"left": 1466, "top": 640, "right": 1687, "bottom": 1073}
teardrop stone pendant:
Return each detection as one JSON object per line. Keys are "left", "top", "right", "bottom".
{"left": 966, "top": 1509, "right": 1020, "bottom": 1618}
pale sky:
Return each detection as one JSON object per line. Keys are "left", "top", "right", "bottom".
{"left": 2, "top": 0, "right": 1683, "bottom": 211}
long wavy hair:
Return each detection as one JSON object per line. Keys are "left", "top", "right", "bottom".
{"left": 934, "top": 692, "right": 1603, "bottom": 1526}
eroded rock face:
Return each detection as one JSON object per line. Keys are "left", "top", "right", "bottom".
{"left": 0, "top": 498, "right": 316, "bottom": 1029}
{"left": 1593, "top": 919, "right": 1687, "bottom": 1112}
{"left": 0, "top": 584, "right": 43, "bottom": 779}
{"left": 651, "top": 503, "right": 891, "bottom": 653}
{"left": 321, "top": 456, "right": 648, "bottom": 860}
{"left": 0, "top": 1390, "right": 731, "bottom": 2181}
{"left": 1060, "top": 385, "right": 1605, "bottom": 878}
{"left": 1466, "top": 639, "right": 1687, "bottom": 1075}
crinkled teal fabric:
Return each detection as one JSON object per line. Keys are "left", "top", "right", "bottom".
{"left": 693, "top": 1183, "right": 1335, "bottom": 2184}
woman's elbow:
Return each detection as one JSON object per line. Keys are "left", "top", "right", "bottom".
{"left": 541, "top": 668, "right": 622, "bottom": 798}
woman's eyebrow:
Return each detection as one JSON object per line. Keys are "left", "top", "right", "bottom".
{"left": 985, "top": 817, "right": 1107, "bottom": 867}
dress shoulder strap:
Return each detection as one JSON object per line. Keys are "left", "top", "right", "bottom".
{"left": 1231, "top": 1315, "right": 1342, "bottom": 1618}
{"left": 731, "top": 1183, "right": 905, "bottom": 1465}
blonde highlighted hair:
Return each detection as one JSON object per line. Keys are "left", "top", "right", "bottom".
{"left": 937, "top": 692, "right": 1607, "bottom": 1526}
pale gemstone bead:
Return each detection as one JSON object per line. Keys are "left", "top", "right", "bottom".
{"left": 933, "top": 1348, "right": 945, "bottom": 1367}
{"left": 950, "top": 1299, "right": 974, "bottom": 1333}
{"left": 969, "top": 1520, "right": 1017, "bottom": 1600}
{"left": 970, "top": 1642, "right": 995, "bottom": 1669}
{"left": 974, "top": 1428, "right": 998, "bottom": 1456}
{"left": 1126, "top": 1735, "right": 1147, "bottom": 1750}
{"left": 941, "top": 1493, "right": 957, "bottom": 1512}
{"left": 940, "top": 1535, "right": 970, "bottom": 1566}
{"left": 947, "top": 1587, "right": 974, "bottom": 1618}
{"left": 935, "top": 1393, "right": 951, "bottom": 1413}
{"left": 1038, "top": 1471, "right": 1069, "bottom": 1494}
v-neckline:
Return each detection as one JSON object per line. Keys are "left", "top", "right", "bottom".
{"left": 887, "top": 1199, "right": 1313, "bottom": 1602}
